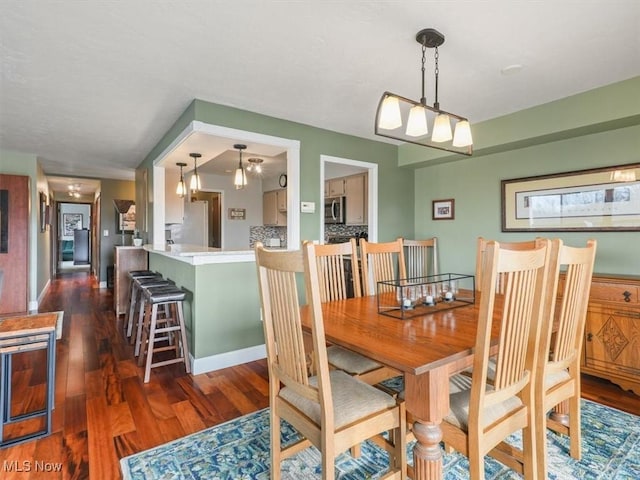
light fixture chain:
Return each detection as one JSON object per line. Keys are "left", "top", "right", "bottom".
{"left": 420, "top": 43, "right": 427, "bottom": 105}
{"left": 433, "top": 46, "right": 440, "bottom": 110}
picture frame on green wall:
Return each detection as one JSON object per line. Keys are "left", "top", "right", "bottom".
{"left": 502, "top": 162, "right": 640, "bottom": 232}
{"left": 432, "top": 198, "right": 455, "bottom": 220}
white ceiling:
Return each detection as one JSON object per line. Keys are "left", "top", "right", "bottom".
{"left": 1, "top": 1, "right": 639, "bottom": 194}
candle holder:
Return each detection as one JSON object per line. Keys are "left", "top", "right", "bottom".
{"left": 378, "top": 273, "right": 475, "bottom": 320}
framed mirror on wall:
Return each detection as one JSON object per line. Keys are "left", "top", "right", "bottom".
{"left": 114, "top": 199, "right": 136, "bottom": 233}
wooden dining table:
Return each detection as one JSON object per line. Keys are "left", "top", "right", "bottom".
{"left": 300, "top": 292, "right": 501, "bottom": 480}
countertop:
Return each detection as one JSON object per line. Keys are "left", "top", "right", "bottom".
{"left": 143, "top": 243, "right": 286, "bottom": 265}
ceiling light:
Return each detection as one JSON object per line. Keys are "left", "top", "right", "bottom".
{"left": 247, "top": 157, "right": 263, "bottom": 174}
{"left": 233, "top": 144, "right": 247, "bottom": 190}
{"left": 375, "top": 28, "right": 473, "bottom": 156}
{"left": 189, "top": 153, "right": 202, "bottom": 193}
{"left": 176, "top": 162, "right": 187, "bottom": 198}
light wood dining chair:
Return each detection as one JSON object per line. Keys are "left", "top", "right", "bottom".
{"left": 438, "top": 239, "right": 553, "bottom": 480}
{"left": 534, "top": 239, "right": 597, "bottom": 479}
{"left": 399, "top": 237, "right": 438, "bottom": 279}
{"left": 312, "top": 239, "right": 398, "bottom": 385}
{"left": 475, "top": 237, "right": 544, "bottom": 293}
{"left": 255, "top": 242, "right": 406, "bottom": 480}
{"left": 360, "top": 239, "right": 407, "bottom": 296}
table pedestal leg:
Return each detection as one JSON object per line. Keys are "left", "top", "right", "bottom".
{"left": 412, "top": 420, "right": 443, "bottom": 480}
{"left": 549, "top": 400, "right": 570, "bottom": 426}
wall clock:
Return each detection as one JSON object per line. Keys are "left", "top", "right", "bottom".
{"left": 279, "top": 173, "right": 287, "bottom": 188}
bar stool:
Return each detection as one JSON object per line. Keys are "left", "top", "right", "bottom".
{"left": 137, "top": 286, "right": 190, "bottom": 383}
{"left": 131, "top": 277, "right": 176, "bottom": 351}
{"left": 124, "top": 270, "right": 162, "bottom": 339}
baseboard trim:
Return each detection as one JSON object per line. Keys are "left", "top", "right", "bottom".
{"left": 190, "top": 344, "right": 266, "bottom": 375}
{"left": 30, "top": 278, "right": 51, "bottom": 312}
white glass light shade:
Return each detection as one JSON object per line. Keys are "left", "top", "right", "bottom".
{"left": 431, "top": 113, "right": 452, "bottom": 142}
{"left": 189, "top": 173, "right": 201, "bottom": 192}
{"left": 176, "top": 179, "right": 186, "bottom": 197}
{"left": 234, "top": 167, "right": 247, "bottom": 189}
{"left": 378, "top": 96, "right": 402, "bottom": 130}
{"left": 452, "top": 120, "right": 473, "bottom": 147}
{"left": 405, "top": 105, "right": 429, "bottom": 137}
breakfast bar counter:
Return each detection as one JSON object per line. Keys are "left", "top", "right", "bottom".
{"left": 144, "top": 244, "right": 267, "bottom": 375}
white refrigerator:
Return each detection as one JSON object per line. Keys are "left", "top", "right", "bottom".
{"left": 180, "top": 200, "right": 208, "bottom": 246}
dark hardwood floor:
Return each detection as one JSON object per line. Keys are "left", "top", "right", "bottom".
{"left": 0, "top": 271, "right": 638, "bottom": 479}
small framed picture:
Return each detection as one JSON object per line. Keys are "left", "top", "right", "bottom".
{"left": 432, "top": 199, "right": 455, "bottom": 220}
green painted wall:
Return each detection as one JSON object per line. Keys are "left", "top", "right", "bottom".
{"left": 410, "top": 77, "right": 640, "bottom": 274}
{"left": 148, "top": 254, "right": 262, "bottom": 359}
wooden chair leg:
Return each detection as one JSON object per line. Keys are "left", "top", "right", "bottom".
{"left": 137, "top": 303, "right": 152, "bottom": 367}
{"left": 143, "top": 304, "right": 159, "bottom": 383}
{"left": 176, "top": 302, "right": 190, "bottom": 373}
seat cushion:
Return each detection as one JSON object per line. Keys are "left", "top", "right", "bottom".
{"left": 445, "top": 384, "right": 523, "bottom": 431}
{"left": 279, "top": 370, "right": 396, "bottom": 429}
{"left": 326, "top": 345, "right": 382, "bottom": 375}
{"left": 544, "top": 366, "right": 571, "bottom": 390}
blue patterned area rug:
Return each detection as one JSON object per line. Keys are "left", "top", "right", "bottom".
{"left": 120, "top": 399, "right": 639, "bottom": 479}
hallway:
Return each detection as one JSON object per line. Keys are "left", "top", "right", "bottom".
{"left": 0, "top": 271, "right": 269, "bottom": 479}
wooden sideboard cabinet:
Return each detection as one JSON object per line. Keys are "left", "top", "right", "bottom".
{"left": 581, "top": 273, "right": 640, "bottom": 395}
{"left": 114, "top": 246, "right": 148, "bottom": 316}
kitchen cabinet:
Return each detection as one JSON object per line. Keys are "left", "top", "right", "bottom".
{"left": 263, "top": 189, "right": 287, "bottom": 226}
{"left": 165, "top": 169, "right": 184, "bottom": 224}
{"left": 114, "top": 246, "right": 148, "bottom": 316}
{"left": 344, "top": 173, "right": 367, "bottom": 225}
{"left": 326, "top": 178, "right": 345, "bottom": 197}
{"left": 581, "top": 273, "right": 640, "bottom": 395}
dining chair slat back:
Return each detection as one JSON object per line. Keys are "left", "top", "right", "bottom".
{"left": 401, "top": 237, "right": 438, "bottom": 279}
{"left": 440, "top": 238, "right": 554, "bottom": 480}
{"left": 360, "top": 239, "right": 407, "bottom": 296}
{"left": 312, "top": 238, "right": 361, "bottom": 301}
{"left": 312, "top": 239, "right": 399, "bottom": 385}
{"left": 476, "top": 237, "right": 545, "bottom": 293}
{"left": 255, "top": 241, "right": 406, "bottom": 480}
{"left": 535, "top": 239, "right": 597, "bottom": 479}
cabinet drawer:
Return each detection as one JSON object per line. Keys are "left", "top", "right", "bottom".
{"left": 589, "top": 282, "right": 639, "bottom": 304}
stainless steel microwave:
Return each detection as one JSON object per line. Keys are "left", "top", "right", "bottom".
{"left": 324, "top": 197, "right": 346, "bottom": 224}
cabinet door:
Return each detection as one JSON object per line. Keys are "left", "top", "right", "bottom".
{"left": 263, "top": 191, "right": 278, "bottom": 225}
{"left": 328, "top": 178, "right": 345, "bottom": 197}
{"left": 584, "top": 305, "right": 640, "bottom": 384}
{"left": 345, "top": 174, "right": 366, "bottom": 225}
{"left": 277, "top": 189, "right": 287, "bottom": 212}
{"left": 277, "top": 189, "right": 287, "bottom": 226}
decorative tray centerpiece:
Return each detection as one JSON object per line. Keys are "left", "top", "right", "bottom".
{"left": 377, "top": 273, "right": 475, "bottom": 320}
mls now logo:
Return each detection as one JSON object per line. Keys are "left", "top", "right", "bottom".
{"left": 3, "top": 460, "right": 63, "bottom": 472}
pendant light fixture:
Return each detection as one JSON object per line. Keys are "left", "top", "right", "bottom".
{"left": 233, "top": 144, "right": 247, "bottom": 189}
{"left": 246, "top": 157, "right": 263, "bottom": 174}
{"left": 175, "top": 162, "right": 187, "bottom": 198}
{"left": 189, "top": 153, "right": 202, "bottom": 193}
{"left": 374, "top": 28, "right": 473, "bottom": 156}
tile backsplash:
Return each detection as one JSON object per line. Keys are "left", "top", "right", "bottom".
{"left": 325, "top": 224, "right": 368, "bottom": 241}
{"left": 250, "top": 226, "right": 287, "bottom": 248}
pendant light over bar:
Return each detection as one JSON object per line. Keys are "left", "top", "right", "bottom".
{"left": 176, "top": 162, "right": 187, "bottom": 198}
{"left": 233, "top": 144, "right": 248, "bottom": 190}
{"left": 189, "top": 153, "right": 202, "bottom": 193}
{"left": 374, "top": 28, "right": 473, "bottom": 156}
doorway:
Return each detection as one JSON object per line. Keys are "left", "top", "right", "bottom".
{"left": 57, "top": 202, "right": 92, "bottom": 272}
{"left": 320, "top": 155, "right": 378, "bottom": 243}
{"left": 191, "top": 190, "right": 223, "bottom": 248}
{"left": 0, "top": 174, "right": 29, "bottom": 315}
